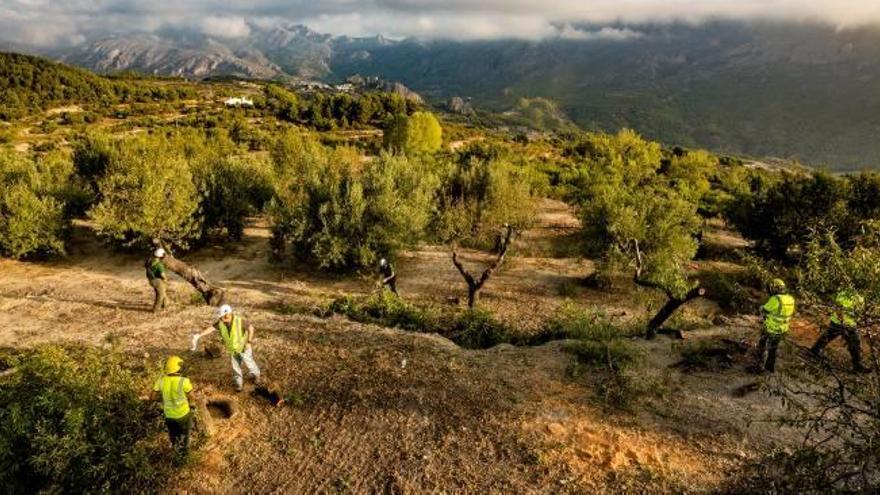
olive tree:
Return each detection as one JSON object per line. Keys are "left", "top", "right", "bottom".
{"left": 0, "top": 151, "right": 73, "bottom": 258}
{"left": 576, "top": 130, "right": 710, "bottom": 338}
{"left": 88, "top": 134, "right": 200, "bottom": 248}
{"left": 270, "top": 131, "right": 438, "bottom": 271}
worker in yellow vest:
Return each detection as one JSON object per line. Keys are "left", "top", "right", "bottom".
{"left": 151, "top": 356, "right": 193, "bottom": 459}
{"left": 191, "top": 304, "right": 262, "bottom": 392}
{"left": 754, "top": 279, "right": 796, "bottom": 373}
{"left": 810, "top": 288, "right": 869, "bottom": 373}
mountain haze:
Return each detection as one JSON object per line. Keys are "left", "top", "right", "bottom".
{"left": 8, "top": 21, "right": 880, "bottom": 169}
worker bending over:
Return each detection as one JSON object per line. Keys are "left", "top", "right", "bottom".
{"left": 811, "top": 288, "right": 870, "bottom": 373}
{"left": 191, "top": 304, "right": 262, "bottom": 392}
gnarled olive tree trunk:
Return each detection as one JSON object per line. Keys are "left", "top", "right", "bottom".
{"left": 152, "top": 239, "right": 226, "bottom": 306}
{"left": 452, "top": 225, "right": 514, "bottom": 308}
{"left": 632, "top": 240, "right": 705, "bottom": 339}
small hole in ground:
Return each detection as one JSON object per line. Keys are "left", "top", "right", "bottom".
{"left": 206, "top": 399, "right": 234, "bottom": 419}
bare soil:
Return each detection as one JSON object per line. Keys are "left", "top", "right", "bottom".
{"left": 0, "top": 201, "right": 832, "bottom": 492}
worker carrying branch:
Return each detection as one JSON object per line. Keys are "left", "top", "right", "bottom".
{"left": 753, "top": 278, "right": 796, "bottom": 373}
{"left": 810, "top": 288, "right": 870, "bottom": 373}
{"left": 145, "top": 248, "right": 169, "bottom": 312}
{"left": 191, "top": 304, "right": 262, "bottom": 392}
{"left": 377, "top": 258, "right": 398, "bottom": 295}
{"left": 151, "top": 356, "right": 193, "bottom": 461}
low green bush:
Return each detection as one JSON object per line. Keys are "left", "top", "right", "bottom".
{"left": 0, "top": 345, "right": 171, "bottom": 493}
{"left": 0, "top": 151, "right": 79, "bottom": 258}
{"left": 444, "top": 308, "right": 511, "bottom": 349}
{"left": 327, "top": 291, "right": 439, "bottom": 332}
{"left": 555, "top": 303, "right": 644, "bottom": 409}
{"left": 699, "top": 270, "right": 754, "bottom": 313}
{"left": 325, "top": 293, "right": 514, "bottom": 349}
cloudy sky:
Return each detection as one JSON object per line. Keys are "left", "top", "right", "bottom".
{"left": 2, "top": 0, "right": 880, "bottom": 46}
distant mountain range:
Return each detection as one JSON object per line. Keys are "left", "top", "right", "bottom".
{"left": 6, "top": 21, "right": 880, "bottom": 170}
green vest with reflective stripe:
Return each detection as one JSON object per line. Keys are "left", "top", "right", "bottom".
{"left": 831, "top": 290, "right": 863, "bottom": 328}
{"left": 218, "top": 315, "right": 246, "bottom": 354}
{"left": 158, "top": 375, "right": 190, "bottom": 419}
{"left": 763, "top": 294, "right": 796, "bottom": 335}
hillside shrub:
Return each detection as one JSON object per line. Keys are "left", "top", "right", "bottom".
{"left": 325, "top": 293, "right": 514, "bottom": 349}
{"left": 556, "top": 303, "right": 644, "bottom": 409}
{"left": 0, "top": 151, "right": 75, "bottom": 258}
{"left": 444, "top": 308, "right": 512, "bottom": 349}
{"left": 0, "top": 345, "right": 170, "bottom": 493}
{"left": 725, "top": 172, "right": 880, "bottom": 262}
{"left": 698, "top": 270, "right": 755, "bottom": 313}
{"left": 327, "top": 292, "right": 439, "bottom": 332}
{"left": 270, "top": 131, "right": 437, "bottom": 270}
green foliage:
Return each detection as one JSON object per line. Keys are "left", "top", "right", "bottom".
{"left": 88, "top": 134, "right": 200, "bottom": 248}
{"left": 327, "top": 291, "right": 439, "bottom": 332}
{"left": 0, "top": 52, "right": 195, "bottom": 120}
{"left": 325, "top": 293, "right": 513, "bottom": 349}
{"left": 263, "top": 84, "right": 300, "bottom": 122}
{"left": 795, "top": 225, "right": 880, "bottom": 313}
{"left": 72, "top": 132, "right": 114, "bottom": 198}
{"left": 270, "top": 131, "right": 438, "bottom": 270}
{"left": 195, "top": 154, "right": 274, "bottom": 241}
{"left": 0, "top": 151, "right": 74, "bottom": 258}
{"left": 383, "top": 111, "right": 442, "bottom": 155}
{"left": 698, "top": 270, "right": 755, "bottom": 313}
{"left": 560, "top": 304, "right": 644, "bottom": 409}
{"left": 574, "top": 130, "right": 706, "bottom": 298}
{"left": 445, "top": 308, "right": 511, "bottom": 349}
{"left": 432, "top": 144, "right": 536, "bottom": 245}
{"left": 529, "top": 303, "right": 615, "bottom": 344}
{"left": 0, "top": 345, "right": 170, "bottom": 493}
{"left": 726, "top": 172, "right": 853, "bottom": 261}
{"left": 265, "top": 86, "right": 410, "bottom": 130}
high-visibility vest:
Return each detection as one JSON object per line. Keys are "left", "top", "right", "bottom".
{"left": 763, "top": 294, "right": 796, "bottom": 335}
{"left": 831, "top": 290, "right": 863, "bottom": 328}
{"left": 218, "top": 315, "right": 247, "bottom": 354}
{"left": 155, "top": 375, "right": 192, "bottom": 419}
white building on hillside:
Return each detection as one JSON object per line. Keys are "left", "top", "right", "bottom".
{"left": 224, "top": 97, "right": 254, "bottom": 108}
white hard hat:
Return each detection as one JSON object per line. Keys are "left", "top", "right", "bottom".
{"left": 379, "top": 258, "right": 388, "bottom": 267}
{"left": 154, "top": 248, "right": 166, "bottom": 258}
{"left": 215, "top": 304, "right": 233, "bottom": 320}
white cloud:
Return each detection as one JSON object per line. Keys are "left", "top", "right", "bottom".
{"left": 1, "top": 0, "right": 880, "bottom": 45}
{"left": 558, "top": 26, "right": 643, "bottom": 41}
{"left": 200, "top": 16, "right": 251, "bottom": 38}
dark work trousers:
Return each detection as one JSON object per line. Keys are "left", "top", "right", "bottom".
{"left": 756, "top": 333, "right": 783, "bottom": 372}
{"left": 384, "top": 275, "right": 398, "bottom": 295}
{"left": 812, "top": 322, "right": 864, "bottom": 370}
{"left": 165, "top": 412, "right": 192, "bottom": 457}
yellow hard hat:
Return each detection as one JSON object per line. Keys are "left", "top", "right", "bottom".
{"left": 165, "top": 355, "right": 184, "bottom": 374}
{"left": 771, "top": 278, "right": 787, "bottom": 291}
